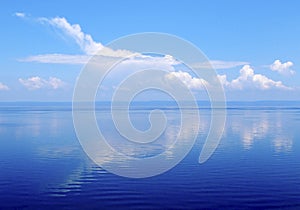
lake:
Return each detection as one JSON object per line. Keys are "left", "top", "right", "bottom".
{"left": 0, "top": 102, "right": 300, "bottom": 209}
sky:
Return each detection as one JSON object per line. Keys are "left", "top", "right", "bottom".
{"left": 0, "top": 0, "right": 300, "bottom": 101}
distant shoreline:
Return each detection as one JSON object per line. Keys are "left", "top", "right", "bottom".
{"left": 1, "top": 101, "right": 300, "bottom": 110}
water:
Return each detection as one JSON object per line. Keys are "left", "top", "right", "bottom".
{"left": 0, "top": 102, "right": 300, "bottom": 209}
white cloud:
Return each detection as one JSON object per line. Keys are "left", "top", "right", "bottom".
{"left": 19, "top": 16, "right": 137, "bottom": 64}
{"left": 48, "top": 77, "right": 66, "bottom": 89}
{"left": 222, "top": 65, "right": 292, "bottom": 90}
{"left": 165, "top": 71, "right": 208, "bottom": 90}
{"left": 19, "top": 53, "right": 180, "bottom": 67}
{"left": 0, "top": 82, "right": 9, "bottom": 91}
{"left": 120, "top": 54, "right": 179, "bottom": 68}
{"left": 20, "top": 52, "right": 243, "bottom": 69}
{"left": 19, "top": 54, "right": 90, "bottom": 64}
{"left": 42, "top": 17, "right": 102, "bottom": 55}
{"left": 14, "top": 12, "right": 26, "bottom": 18}
{"left": 19, "top": 76, "right": 65, "bottom": 90}
{"left": 192, "top": 60, "right": 249, "bottom": 69}
{"left": 39, "top": 17, "right": 133, "bottom": 57}
{"left": 19, "top": 15, "right": 248, "bottom": 70}
{"left": 15, "top": 16, "right": 295, "bottom": 93}
{"left": 270, "top": 60, "right": 295, "bottom": 75}
{"left": 19, "top": 15, "right": 251, "bottom": 75}
{"left": 166, "top": 65, "right": 292, "bottom": 91}
{"left": 217, "top": 74, "right": 230, "bottom": 86}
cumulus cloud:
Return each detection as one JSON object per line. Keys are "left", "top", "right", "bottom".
{"left": 0, "top": 82, "right": 9, "bottom": 91}
{"left": 217, "top": 74, "right": 230, "bottom": 87}
{"left": 270, "top": 60, "right": 295, "bottom": 75}
{"left": 223, "top": 65, "right": 292, "bottom": 90}
{"left": 165, "top": 71, "right": 208, "bottom": 90}
{"left": 166, "top": 65, "right": 292, "bottom": 91}
{"left": 19, "top": 76, "right": 65, "bottom": 90}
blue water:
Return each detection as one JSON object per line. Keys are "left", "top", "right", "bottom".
{"left": 0, "top": 102, "right": 300, "bottom": 209}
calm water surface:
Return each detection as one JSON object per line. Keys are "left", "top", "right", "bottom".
{"left": 0, "top": 103, "right": 300, "bottom": 209}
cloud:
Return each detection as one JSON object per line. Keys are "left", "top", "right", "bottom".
{"left": 192, "top": 60, "right": 249, "bottom": 69}
{"left": 14, "top": 12, "right": 26, "bottom": 18}
{"left": 219, "top": 65, "right": 292, "bottom": 90}
{"left": 217, "top": 74, "right": 230, "bottom": 87}
{"left": 20, "top": 52, "right": 246, "bottom": 69}
{"left": 18, "top": 14, "right": 250, "bottom": 78}
{"left": 19, "top": 15, "right": 247, "bottom": 70}
{"left": 38, "top": 17, "right": 133, "bottom": 57}
{"left": 270, "top": 60, "right": 295, "bottom": 75}
{"left": 19, "top": 53, "right": 180, "bottom": 67}
{"left": 19, "top": 76, "right": 65, "bottom": 90}
{"left": 165, "top": 71, "right": 208, "bottom": 90}
{"left": 19, "top": 54, "right": 90, "bottom": 64}
{"left": 120, "top": 54, "right": 179, "bottom": 69}
{"left": 18, "top": 16, "right": 137, "bottom": 64}
{"left": 0, "top": 82, "right": 9, "bottom": 91}
{"left": 166, "top": 65, "right": 292, "bottom": 91}
{"left": 15, "top": 15, "right": 295, "bottom": 93}
{"left": 40, "top": 17, "right": 102, "bottom": 55}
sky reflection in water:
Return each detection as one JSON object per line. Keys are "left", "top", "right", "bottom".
{"left": 0, "top": 104, "right": 299, "bottom": 208}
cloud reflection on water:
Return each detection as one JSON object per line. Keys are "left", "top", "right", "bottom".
{"left": 0, "top": 107, "right": 296, "bottom": 197}
{"left": 228, "top": 110, "right": 293, "bottom": 152}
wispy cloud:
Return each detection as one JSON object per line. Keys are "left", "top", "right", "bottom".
{"left": 39, "top": 17, "right": 102, "bottom": 55}
{"left": 14, "top": 12, "right": 26, "bottom": 18}
{"left": 38, "top": 16, "right": 133, "bottom": 57}
{"left": 192, "top": 60, "right": 249, "bottom": 70}
{"left": 0, "top": 82, "right": 9, "bottom": 91}
{"left": 19, "top": 54, "right": 90, "bottom": 64}
{"left": 17, "top": 16, "right": 136, "bottom": 64}
{"left": 18, "top": 15, "right": 247, "bottom": 69}
{"left": 270, "top": 59, "right": 295, "bottom": 76}
{"left": 20, "top": 53, "right": 248, "bottom": 69}
{"left": 19, "top": 76, "right": 65, "bottom": 90}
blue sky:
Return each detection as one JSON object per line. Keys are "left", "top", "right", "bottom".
{"left": 0, "top": 0, "right": 300, "bottom": 101}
